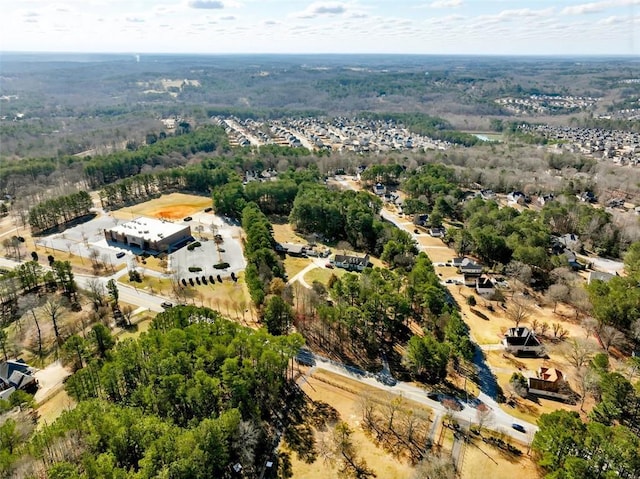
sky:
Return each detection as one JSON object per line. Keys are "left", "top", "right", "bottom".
{"left": 2, "top": 0, "right": 639, "bottom": 55}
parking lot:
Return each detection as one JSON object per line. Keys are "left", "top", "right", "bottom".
{"left": 35, "top": 214, "right": 134, "bottom": 267}
{"left": 34, "top": 210, "right": 246, "bottom": 279}
{"left": 171, "top": 229, "right": 246, "bottom": 280}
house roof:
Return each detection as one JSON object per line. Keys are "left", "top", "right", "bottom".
{"left": 538, "top": 367, "right": 564, "bottom": 382}
{"left": 504, "top": 327, "right": 541, "bottom": 347}
{"left": 108, "top": 217, "right": 189, "bottom": 243}
{"left": 278, "top": 243, "right": 306, "bottom": 254}
{"left": 587, "top": 271, "right": 614, "bottom": 284}
{"left": 0, "top": 360, "right": 36, "bottom": 390}
{"left": 334, "top": 254, "right": 369, "bottom": 266}
{"left": 476, "top": 277, "right": 494, "bottom": 289}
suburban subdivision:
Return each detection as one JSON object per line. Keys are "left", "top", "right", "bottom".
{"left": 1, "top": 53, "right": 639, "bottom": 479}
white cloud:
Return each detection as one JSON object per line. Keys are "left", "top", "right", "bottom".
{"left": 429, "top": 0, "right": 462, "bottom": 8}
{"left": 188, "top": 0, "right": 224, "bottom": 9}
{"left": 126, "top": 16, "right": 145, "bottom": 23}
{"left": 221, "top": 15, "right": 236, "bottom": 20}
{"left": 497, "top": 7, "right": 555, "bottom": 19}
{"left": 561, "top": 2, "right": 605, "bottom": 15}
{"left": 294, "top": 2, "right": 348, "bottom": 19}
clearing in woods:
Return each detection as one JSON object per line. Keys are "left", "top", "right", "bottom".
{"left": 111, "top": 193, "right": 211, "bottom": 220}
{"left": 292, "top": 369, "right": 416, "bottom": 479}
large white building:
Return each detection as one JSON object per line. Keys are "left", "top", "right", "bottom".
{"left": 104, "top": 217, "right": 192, "bottom": 254}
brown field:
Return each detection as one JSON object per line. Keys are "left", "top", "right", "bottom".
{"left": 272, "top": 223, "right": 309, "bottom": 244}
{"left": 112, "top": 193, "right": 211, "bottom": 220}
{"left": 294, "top": 369, "right": 536, "bottom": 479}
{"left": 36, "top": 389, "right": 75, "bottom": 428}
{"left": 458, "top": 437, "right": 538, "bottom": 479}
{"left": 293, "top": 370, "right": 418, "bottom": 479}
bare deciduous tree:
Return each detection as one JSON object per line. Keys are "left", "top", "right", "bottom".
{"left": 42, "top": 298, "right": 64, "bottom": 345}
{"left": 411, "top": 451, "right": 456, "bottom": 479}
{"left": 86, "top": 278, "right": 106, "bottom": 310}
{"left": 574, "top": 366, "right": 599, "bottom": 411}
{"left": 505, "top": 294, "right": 533, "bottom": 327}
{"left": 598, "top": 325, "right": 625, "bottom": 352}
{"left": 559, "top": 338, "right": 598, "bottom": 370}
{"left": 546, "top": 284, "right": 570, "bottom": 313}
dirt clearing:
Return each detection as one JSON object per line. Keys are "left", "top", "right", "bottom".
{"left": 293, "top": 370, "right": 415, "bottom": 479}
{"left": 112, "top": 193, "right": 211, "bottom": 220}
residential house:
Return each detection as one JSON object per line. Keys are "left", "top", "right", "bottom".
{"left": 451, "top": 257, "right": 465, "bottom": 268}
{"left": 558, "top": 233, "right": 581, "bottom": 251}
{"left": 528, "top": 367, "right": 571, "bottom": 401}
{"left": 537, "top": 194, "right": 554, "bottom": 206}
{"left": 502, "top": 327, "right": 544, "bottom": 357}
{"left": 0, "top": 359, "right": 37, "bottom": 401}
{"left": 413, "top": 214, "right": 429, "bottom": 226}
{"left": 587, "top": 271, "right": 615, "bottom": 284}
{"left": 475, "top": 277, "right": 495, "bottom": 296}
{"left": 507, "top": 191, "right": 527, "bottom": 204}
{"left": 480, "top": 189, "right": 496, "bottom": 200}
{"left": 332, "top": 254, "right": 370, "bottom": 272}
{"left": 579, "top": 191, "right": 597, "bottom": 203}
{"left": 373, "top": 183, "right": 386, "bottom": 196}
{"left": 565, "top": 251, "right": 585, "bottom": 271}
{"left": 276, "top": 242, "right": 307, "bottom": 257}
{"left": 458, "top": 258, "right": 483, "bottom": 275}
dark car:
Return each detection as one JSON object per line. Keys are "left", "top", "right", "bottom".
{"left": 161, "top": 302, "right": 173, "bottom": 309}
{"left": 204, "top": 207, "right": 213, "bottom": 212}
{"left": 375, "top": 372, "right": 397, "bottom": 387}
{"left": 183, "top": 216, "right": 192, "bottom": 221}
{"left": 116, "top": 252, "right": 125, "bottom": 259}
{"left": 512, "top": 423, "right": 526, "bottom": 433}
{"left": 414, "top": 229, "right": 419, "bottom": 234}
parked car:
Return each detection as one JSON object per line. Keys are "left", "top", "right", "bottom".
{"left": 116, "top": 252, "right": 125, "bottom": 259}
{"left": 183, "top": 216, "right": 192, "bottom": 221}
{"left": 204, "top": 207, "right": 213, "bottom": 212}
{"left": 375, "top": 372, "right": 397, "bottom": 387}
{"left": 414, "top": 229, "right": 419, "bottom": 234}
{"left": 512, "top": 423, "right": 526, "bottom": 433}
{"left": 161, "top": 302, "right": 173, "bottom": 309}
{"left": 325, "top": 263, "right": 334, "bottom": 269}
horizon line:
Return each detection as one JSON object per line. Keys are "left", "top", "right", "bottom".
{"left": 1, "top": 51, "right": 639, "bottom": 59}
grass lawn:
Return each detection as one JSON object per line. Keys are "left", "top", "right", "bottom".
{"left": 119, "top": 275, "right": 173, "bottom": 296}
{"left": 112, "top": 193, "right": 211, "bottom": 220}
{"left": 117, "top": 313, "right": 156, "bottom": 342}
{"left": 284, "top": 256, "right": 313, "bottom": 279}
{"left": 304, "top": 267, "right": 345, "bottom": 286}
{"left": 36, "top": 244, "right": 124, "bottom": 277}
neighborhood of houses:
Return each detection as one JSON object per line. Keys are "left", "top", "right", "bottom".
{"left": 495, "top": 95, "right": 599, "bottom": 115}
{"left": 212, "top": 116, "right": 452, "bottom": 153}
{"left": 523, "top": 124, "right": 640, "bottom": 167}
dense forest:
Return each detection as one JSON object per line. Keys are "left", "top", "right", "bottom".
{"left": 28, "top": 191, "right": 93, "bottom": 234}
{"left": 2, "top": 306, "right": 303, "bottom": 478}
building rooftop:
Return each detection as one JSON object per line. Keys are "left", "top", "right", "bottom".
{"left": 109, "top": 217, "right": 189, "bottom": 243}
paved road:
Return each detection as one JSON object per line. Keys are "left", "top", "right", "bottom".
{"left": 307, "top": 352, "right": 537, "bottom": 443}
{"left": 0, "top": 256, "right": 168, "bottom": 313}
